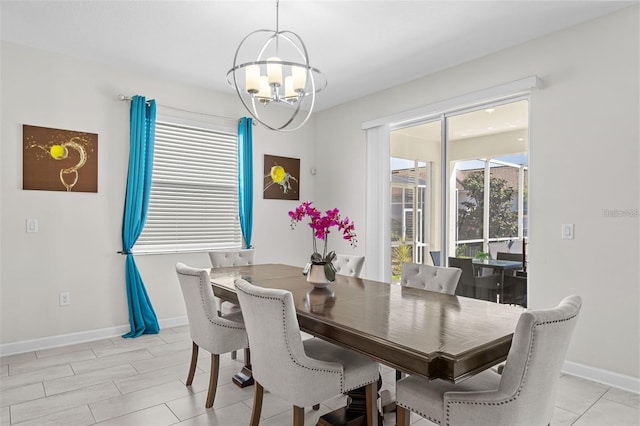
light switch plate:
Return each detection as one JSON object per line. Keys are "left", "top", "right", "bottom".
{"left": 26, "top": 218, "right": 39, "bottom": 233}
{"left": 561, "top": 224, "right": 574, "bottom": 240}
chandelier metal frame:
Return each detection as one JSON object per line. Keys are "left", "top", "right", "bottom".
{"left": 226, "top": 0, "right": 327, "bottom": 131}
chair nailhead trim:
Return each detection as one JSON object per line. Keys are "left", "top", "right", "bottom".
{"left": 197, "top": 275, "right": 246, "bottom": 332}
{"left": 396, "top": 402, "right": 442, "bottom": 425}
{"left": 443, "top": 312, "right": 579, "bottom": 426}
{"left": 343, "top": 378, "right": 379, "bottom": 393}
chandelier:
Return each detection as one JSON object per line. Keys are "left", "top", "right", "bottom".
{"left": 226, "top": 0, "right": 327, "bottom": 131}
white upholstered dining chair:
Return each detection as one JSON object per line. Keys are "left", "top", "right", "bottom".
{"left": 175, "top": 263, "right": 249, "bottom": 408}
{"left": 208, "top": 248, "right": 256, "bottom": 269}
{"left": 395, "top": 295, "right": 582, "bottom": 426}
{"left": 208, "top": 248, "right": 255, "bottom": 359}
{"left": 400, "top": 262, "right": 462, "bottom": 295}
{"left": 333, "top": 254, "right": 365, "bottom": 277}
{"left": 234, "top": 278, "right": 380, "bottom": 426}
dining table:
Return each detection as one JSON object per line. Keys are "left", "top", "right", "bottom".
{"left": 472, "top": 258, "right": 523, "bottom": 302}
{"left": 210, "top": 263, "right": 524, "bottom": 424}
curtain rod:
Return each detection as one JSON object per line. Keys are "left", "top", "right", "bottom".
{"left": 118, "top": 94, "right": 255, "bottom": 125}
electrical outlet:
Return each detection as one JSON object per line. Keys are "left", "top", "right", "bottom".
{"left": 59, "top": 292, "right": 71, "bottom": 306}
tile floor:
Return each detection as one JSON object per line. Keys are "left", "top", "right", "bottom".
{"left": 0, "top": 326, "right": 638, "bottom": 425}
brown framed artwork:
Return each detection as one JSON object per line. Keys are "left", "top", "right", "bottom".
{"left": 263, "top": 154, "right": 299, "bottom": 200}
{"left": 23, "top": 124, "right": 98, "bottom": 193}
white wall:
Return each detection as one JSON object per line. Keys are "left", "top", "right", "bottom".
{"left": 314, "top": 6, "right": 639, "bottom": 384}
{"left": 0, "top": 41, "right": 315, "bottom": 345}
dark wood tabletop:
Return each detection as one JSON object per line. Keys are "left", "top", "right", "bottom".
{"left": 210, "top": 263, "right": 524, "bottom": 383}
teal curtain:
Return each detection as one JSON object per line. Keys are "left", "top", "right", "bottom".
{"left": 121, "top": 95, "right": 159, "bottom": 338}
{"left": 238, "top": 117, "right": 253, "bottom": 248}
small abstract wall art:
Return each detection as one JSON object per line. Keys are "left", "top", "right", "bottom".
{"left": 263, "top": 154, "right": 299, "bottom": 200}
{"left": 23, "top": 125, "right": 98, "bottom": 192}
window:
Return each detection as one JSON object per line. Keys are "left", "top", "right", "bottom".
{"left": 134, "top": 120, "right": 241, "bottom": 253}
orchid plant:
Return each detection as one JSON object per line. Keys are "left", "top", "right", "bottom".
{"left": 289, "top": 201, "right": 357, "bottom": 281}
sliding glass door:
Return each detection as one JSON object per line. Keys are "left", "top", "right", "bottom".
{"left": 389, "top": 99, "right": 529, "bottom": 290}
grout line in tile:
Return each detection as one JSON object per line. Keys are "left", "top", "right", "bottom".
{"left": 569, "top": 391, "right": 607, "bottom": 424}
{"left": 164, "top": 401, "right": 181, "bottom": 424}
{"left": 88, "top": 401, "right": 98, "bottom": 425}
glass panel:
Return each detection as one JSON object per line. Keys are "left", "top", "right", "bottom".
{"left": 488, "top": 160, "right": 519, "bottom": 240}
{"left": 456, "top": 161, "right": 484, "bottom": 242}
{"left": 390, "top": 119, "right": 442, "bottom": 282}
{"left": 448, "top": 100, "right": 528, "bottom": 262}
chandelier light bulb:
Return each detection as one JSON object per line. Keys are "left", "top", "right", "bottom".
{"left": 267, "top": 57, "right": 283, "bottom": 87}
{"left": 291, "top": 65, "right": 307, "bottom": 92}
{"left": 285, "top": 76, "right": 295, "bottom": 99}
{"left": 258, "top": 76, "right": 271, "bottom": 102}
{"left": 245, "top": 65, "right": 260, "bottom": 94}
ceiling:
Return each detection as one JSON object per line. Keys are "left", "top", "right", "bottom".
{"left": 1, "top": 1, "right": 635, "bottom": 111}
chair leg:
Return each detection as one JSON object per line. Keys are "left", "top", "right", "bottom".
{"left": 186, "top": 341, "right": 199, "bottom": 386}
{"left": 250, "top": 381, "right": 264, "bottom": 426}
{"left": 205, "top": 354, "right": 220, "bottom": 408}
{"left": 365, "top": 382, "right": 377, "bottom": 426}
{"left": 244, "top": 347, "right": 251, "bottom": 367}
{"left": 395, "top": 369, "right": 406, "bottom": 381}
{"left": 396, "top": 405, "right": 410, "bottom": 426}
{"left": 293, "top": 405, "right": 305, "bottom": 426}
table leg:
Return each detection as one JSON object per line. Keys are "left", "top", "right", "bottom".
{"left": 232, "top": 347, "right": 254, "bottom": 388}
{"left": 317, "top": 374, "right": 383, "bottom": 426}
{"left": 499, "top": 269, "right": 506, "bottom": 304}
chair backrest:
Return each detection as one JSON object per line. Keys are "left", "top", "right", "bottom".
{"left": 447, "top": 257, "right": 475, "bottom": 286}
{"left": 496, "top": 252, "right": 522, "bottom": 262}
{"left": 448, "top": 295, "right": 582, "bottom": 425}
{"left": 333, "top": 254, "right": 365, "bottom": 277}
{"left": 400, "top": 263, "right": 461, "bottom": 295}
{"left": 175, "top": 263, "right": 247, "bottom": 354}
{"left": 447, "top": 257, "right": 477, "bottom": 298}
{"left": 488, "top": 241, "right": 510, "bottom": 259}
{"left": 234, "top": 278, "right": 344, "bottom": 407}
{"left": 208, "top": 248, "right": 255, "bottom": 268}
{"left": 508, "top": 240, "right": 523, "bottom": 255}
{"left": 429, "top": 251, "right": 441, "bottom": 266}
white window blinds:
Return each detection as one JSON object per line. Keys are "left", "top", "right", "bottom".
{"left": 134, "top": 120, "right": 241, "bottom": 253}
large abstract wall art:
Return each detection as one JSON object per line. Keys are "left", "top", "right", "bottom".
{"left": 23, "top": 125, "right": 98, "bottom": 193}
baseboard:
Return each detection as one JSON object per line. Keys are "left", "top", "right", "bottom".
{"left": 563, "top": 361, "right": 640, "bottom": 394}
{"left": 158, "top": 316, "right": 189, "bottom": 329}
{"left": 0, "top": 316, "right": 189, "bottom": 357}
